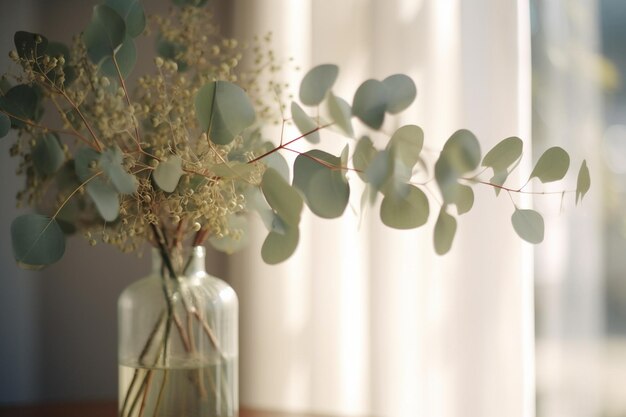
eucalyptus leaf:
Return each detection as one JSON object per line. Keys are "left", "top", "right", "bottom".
{"left": 352, "top": 79, "right": 388, "bottom": 129}
{"left": 153, "top": 155, "right": 184, "bottom": 193}
{"left": 100, "top": 35, "right": 136, "bottom": 79}
{"left": 195, "top": 81, "right": 256, "bottom": 145}
{"left": 11, "top": 214, "right": 65, "bottom": 269}
{"left": 263, "top": 152, "right": 290, "bottom": 182}
{"left": 99, "top": 146, "right": 137, "bottom": 194}
{"left": 32, "top": 133, "right": 64, "bottom": 176}
{"left": 173, "top": 0, "right": 209, "bottom": 7}
{"left": 511, "top": 208, "right": 544, "bottom": 244}
{"left": 291, "top": 102, "right": 320, "bottom": 143}
{"left": 47, "top": 42, "right": 76, "bottom": 85}
{"left": 244, "top": 187, "right": 287, "bottom": 235}
{"left": 14, "top": 31, "right": 48, "bottom": 61}
{"left": 75, "top": 147, "right": 101, "bottom": 182}
{"left": 380, "top": 184, "right": 429, "bottom": 229}
{"left": 210, "top": 161, "right": 257, "bottom": 179}
{"left": 0, "top": 76, "right": 11, "bottom": 94}
{"left": 83, "top": 4, "right": 126, "bottom": 65}
{"left": 261, "top": 168, "right": 303, "bottom": 227}
{"left": 105, "top": 0, "right": 146, "bottom": 38}
{"left": 441, "top": 183, "right": 474, "bottom": 215}
{"left": 87, "top": 180, "right": 119, "bottom": 222}
{"left": 364, "top": 150, "right": 392, "bottom": 192}
{"left": 382, "top": 74, "right": 417, "bottom": 114}
{"left": 209, "top": 214, "right": 249, "bottom": 254}
{"left": 529, "top": 146, "right": 570, "bottom": 183}
{"left": 576, "top": 160, "right": 590, "bottom": 204}
{"left": 261, "top": 224, "right": 299, "bottom": 265}
{"left": 0, "top": 84, "right": 41, "bottom": 128}
{"left": 327, "top": 93, "right": 353, "bottom": 137}
{"left": 0, "top": 113, "right": 10, "bottom": 138}
{"left": 387, "top": 124, "right": 423, "bottom": 174}
{"left": 293, "top": 150, "right": 350, "bottom": 218}
{"left": 435, "top": 129, "right": 481, "bottom": 206}
{"left": 299, "top": 64, "right": 339, "bottom": 106}
{"left": 353, "top": 136, "right": 376, "bottom": 181}
{"left": 482, "top": 136, "right": 523, "bottom": 171}
{"left": 434, "top": 207, "right": 457, "bottom": 255}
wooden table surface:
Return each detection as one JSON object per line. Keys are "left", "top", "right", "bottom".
{"left": 0, "top": 402, "right": 343, "bottom": 417}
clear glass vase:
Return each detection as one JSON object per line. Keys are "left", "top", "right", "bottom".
{"left": 118, "top": 246, "right": 238, "bottom": 417}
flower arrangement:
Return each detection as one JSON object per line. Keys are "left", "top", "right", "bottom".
{"left": 1, "top": 0, "right": 590, "bottom": 272}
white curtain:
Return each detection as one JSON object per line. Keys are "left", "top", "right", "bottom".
{"left": 229, "top": 1, "right": 534, "bottom": 417}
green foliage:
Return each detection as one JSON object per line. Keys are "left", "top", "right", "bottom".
{"left": 153, "top": 155, "right": 184, "bottom": 193}
{"left": 1, "top": 3, "right": 588, "bottom": 268}
{"left": 327, "top": 93, "right": 353, "bottom": 137}
{"left": 100, "top": 35, "right": 137, "bottom": 79}
{"left": 0, "top": 113, "right": 10, "bottom": 138}
{"left": 291, "top": 102, "right": 320, "bottom": 143}
{"left": 380, "top": 185, "right": 429, "bottom": 229}
{"left": 382, "top": 74, "right": 417, "bottom": 114}
{"left": 0, "top": 84, "right": 42, "bottom": 128}
{"left": 529, "top": 146, "right": 570, "bottom": 183}
{"left": 576, "top": 160, "right": 590, "bottom": 204}
{"left": 511, "top": 209, "right": 544, "bottom": 244}
{"left": 11, "top": 214, "right": 65, "bottom": 269}
{"left": 435, "top": 129, "right": 481, "bottom": 208}
{"left": 105, "top": 0, "right": 146, "bottom": 38}
{"left": 293, "top": 150, "right": 350, "bottom": 218}
{"left": 352, "top": 79, "right": 388, "bottom": 129}
{"left": 434, "top": 207, "right": 457, "bottom": 255}
{"left": 32, "top": 133, "right": 65, "bottom": 176}
{"left": 299, "top": 64, "right": 339, "bottom": 106}
{"left": 99, "top": 146, "right": 138, "bottom": 194}
{"left": 195, "top": 81, "right": 256, "bottom": 145}
{"left": 83, "top": 4, "right": 126, "bottom": 65}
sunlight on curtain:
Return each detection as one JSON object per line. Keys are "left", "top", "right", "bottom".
{"left": 229, "top": 1, "right": 534, "bottom": 416}
{"left": 531, "top": 1, "right": 605, "bottom": 416}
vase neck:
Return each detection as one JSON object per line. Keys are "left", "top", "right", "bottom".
{"left": 150, "top": 246, "right": 207, "bottom": 277}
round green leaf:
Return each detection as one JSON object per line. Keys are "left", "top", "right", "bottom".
{"left": 105, "top": 0, "right": 146, "bottom": 38}
{"left": 209, "top": 214, "right": 249, "bottom": 254}
{"left": 380, "top": 184, "right": 429, "bottom": 229}
{"left": 327, "top": 93, "right": 353, "bottom": 137}
{"left": 263, "top": 152, "right": 290, "bottom": 183}
{"left": 0, "top": 113, "right": 10, "bottom": 138}
{"left": 244, "top": 187, "right": 287, "bottom": 235}
{"left": 434, "top": 207, "right": 457, "bottom": 255}
{"left": 195, "top": 81, "right": 256, "bottom": 145}
{"left": 14, "top": 31, "right": 48, "bottom": 61}
{"left": 83, "top": 4, "right": 126, "bottom": 65}
{"left": 75, "top": 147, "right": 101, "bottom": 182}
{"left": 154, "top": 155, "right": 184, "bottom": 193}
{"left": 209, "top": 161, "right": 256, "bottom": 179}
{"left": 482, "top": 136, "right": 523, "bottom": 171}
{"left": 299, "top": 64, "right": 339, "bottom": 106}
{"left": 353, "top": 136, "right": 376, "bottom": 181}
{"left": 293, "top": 150, "right": 350, "bottom": 218}
{"left": 291, "top": 102, "right": 320, "bottom": 143}
{"left": 511, "top": 209, "right": 544, "bottom": 244}
{"left": 87, "top": 180, "right": 119, "bottom": 222}
{"left": 262, "top": 168, "right": 303, "bottom": 226}
{"left": 33, "top": 133, "right": 65, "bottom": 176}
{"left": 0, "top": 84, "right": 41, "bottom": 128}
{"left": 364, "top": 150, "right": 393, "bottom": 192}
{"left": 261, "top": 225, "right": 300, "bottom": 265}
{"left": 529, "top": 146, "right": 570, "bottom": 183}
{"left": 387, "top": 124, "right": 424, "bottom": 172}
{"left": 11, "top": 214, "right": 65, "bottom": 269}
{"left": 576, "top": 160, "right": 590, "bottom": 204}
{"left": 100, "top": 35, "right": 136, "bottom": 79}
{"left": 382, "top": 74, "right": 417, "bottom": 114}
{"left": 352, "top": 79, "right": 388, "bottom": 129}
{"left": 99, "top": 146, "right": 137, "bottom": 194}
{"left": 435, "top": 129, "right": 481, "bottom": 202}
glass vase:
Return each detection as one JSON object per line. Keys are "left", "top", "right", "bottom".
{"left": 118, "top": 246, "right": 238, "bottom": 417}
